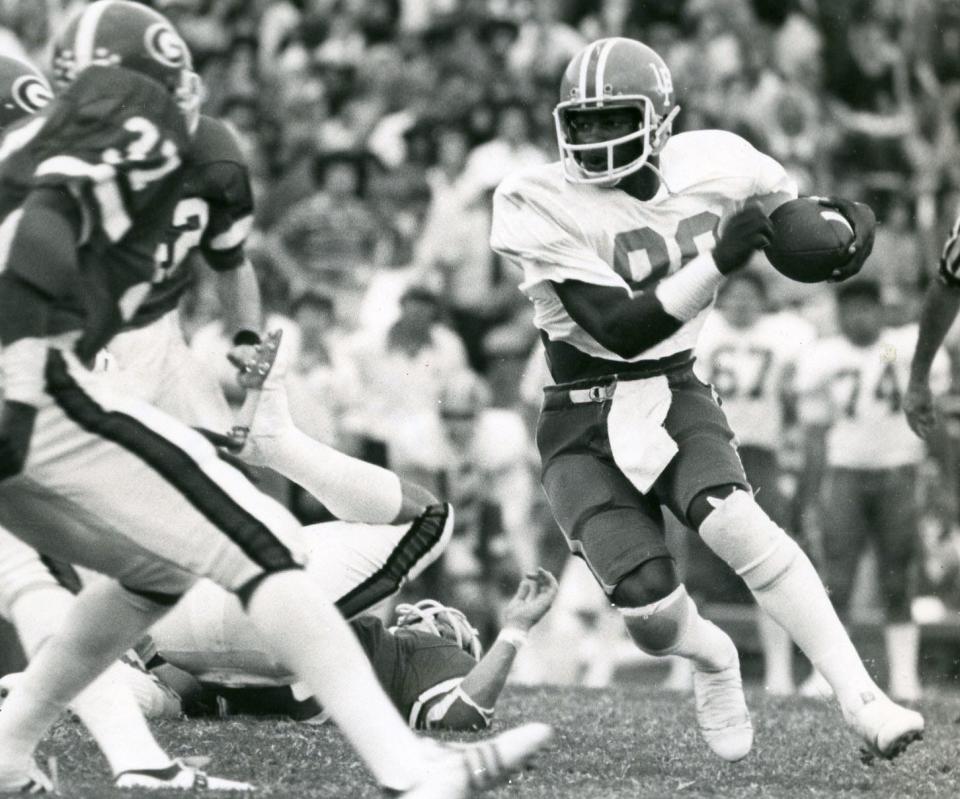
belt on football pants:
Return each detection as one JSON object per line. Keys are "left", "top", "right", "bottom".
{"left": 542, "top": 350, "right": 694, "bottom": 410}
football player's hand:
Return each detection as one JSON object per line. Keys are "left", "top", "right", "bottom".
{"left": 816, "top": 197, "right": 876, "bottom": 282}
{"left": 0, "top": 401, "right": 37, "bottom": 481}
{"left": 714, "top": 204, "right": 774, "bottom": 274}
{"left": 904, "top": 377, "right": 937, "bottom": 440}
{"left": 502, "top": 568, "right": 559, "bottom": 632}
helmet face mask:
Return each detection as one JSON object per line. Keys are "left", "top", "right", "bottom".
{"left": 555, "top": 37, "right": 680, "bottom": 185}
{"left": 391, "top": 600, "right": 483, "bottom": 661}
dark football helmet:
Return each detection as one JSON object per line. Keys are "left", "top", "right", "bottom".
{"left": 0, "top": 55, "right": 53, "bottom": 131}
{"left": 52, "top": 0, "right": 202, "bottom": 132}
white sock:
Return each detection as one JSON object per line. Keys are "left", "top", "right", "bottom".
{"left": 884, "top": 622, "right": 921, "bottom": 700}
{"left": 69, "top": 663, "right": 173, "bottom": 775}
{"left": 758, "top": 612, "right": 794, "bottom": 693}
{"left": 749, "top": 549, "right": 879, "bottom": 709}
{"left": 246, "top": 570, "right": 428, "bottom": 791}
{"left": 0, "top": 580, "right": 170, "bottom": 779}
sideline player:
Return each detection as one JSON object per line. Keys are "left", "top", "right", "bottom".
{"left": 491, "top": 36, "right": 922, "bottom": 761}
{"left": 796, "top": 279, "right": 950, "bottom": 702}
{"left": 695, "top": 271, "right": 815, "bottom": 695}
{"left": 0, "top": 2, "right": 550, "bottom": 795}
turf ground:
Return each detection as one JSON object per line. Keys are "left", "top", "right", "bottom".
{"left": 27, "top": 685, "right": 960, "bottom": 799}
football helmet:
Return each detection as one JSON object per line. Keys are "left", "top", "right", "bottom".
{"left": 52, "top": 0, "right": 203, "bottom": 133}
{"left": 0, "top": 55, "right": 53, "bottom": 131}
{"left": 392, "top": 600, "right": 483, "bottom": 661}
{"left": 554, "top": 37, "right": 680, "bottom": 185}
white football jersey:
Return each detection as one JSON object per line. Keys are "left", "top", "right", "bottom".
{"left": 794, "top": 324, "right": 950, "bottom": 468}
{"left": 695, "top": 311, "right": 816, "bottom": 450}
{"left": 490, "top": 130, "right": 797, "bottom": 362}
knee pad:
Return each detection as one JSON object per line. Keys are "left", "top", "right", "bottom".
{"left": 610, "top": 557, "right": 678, "bottom": 608}
{"left": 698, "top": 490, "right": 802, "bottom": 592}
{"left": 619, "top": 584, "right": 691, "bottom": 653}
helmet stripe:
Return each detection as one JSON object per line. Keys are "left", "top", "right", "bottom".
{"left": 594, "top": 38, "right": 618, "bottom": 100}
{"left": 577, "top": 39, "right": 599, "bottom": 99}
{"left": 74, "top": 0, "right": 111, "bottom": 71}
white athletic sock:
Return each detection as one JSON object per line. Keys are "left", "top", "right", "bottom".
{"left": 69, "top": 663, "right": 173, "bottom": 775}
{"left": 0, "top": 580, "right": 170, "bottom": 779}
{"left": 748, "top": 549, "right": 879, "bottom": 709}
{"left": 621, "top": 587, "right": 736, "bottom": 672}
{"left": 757, "top": 612, "right": 794, "bottom": 694}
{"left": 246, "top": 569, "right": 428, "bottom": 791}
{"left": 884, "top": 622, "right": 921, "bottom": 701}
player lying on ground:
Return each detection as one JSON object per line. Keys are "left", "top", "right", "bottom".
{"left": 0, "top": 2, "right": 550, "bottom": 795}
{"left": 145, "top": 570, "right": 558, "bottom": 731}
{"left": 140, "top": 337, "right": 559, "bottom": 730}
{"left": 490, "top": 35, "right": 923, "bottom": 762}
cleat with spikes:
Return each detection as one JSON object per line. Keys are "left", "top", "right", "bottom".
{"left": 115, "top": 760, "right": 253, "bottom": 791}
{"left": 382, "top": 723, "right": 553, "bottom": 798}
{"left": 693, "top": 657, "right": 754, "bottom": 762}
{"left": 843, "top": 691, "right": 924, "bottom": 761}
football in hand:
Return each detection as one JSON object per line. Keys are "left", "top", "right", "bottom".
{"left": 764, "top": 198, "right": 854, "bottom": 283}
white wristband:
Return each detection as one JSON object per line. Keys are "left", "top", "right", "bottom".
{"left": 496, "top": 627, "right": 529, "bottom": 650}
{"left": 654, "top": 253, "right": 724, "bottom": 321}
{"left": 1, "top": 338, "right": 47, "bottom": 406}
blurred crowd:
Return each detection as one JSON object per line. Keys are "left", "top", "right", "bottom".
{"left": 5, "top": 0, "right": 960, "bottom": 682}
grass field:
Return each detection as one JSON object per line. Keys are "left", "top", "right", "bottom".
{"left": 29, "top": 685, "right": 960, "bottom": 799}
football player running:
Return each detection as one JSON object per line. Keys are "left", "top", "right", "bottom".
{"left": 0, "top": 53, "right": 243, "bottom": 792}
{"left": 0, "top": 2, "right": 550, "bottom": 795}
{"left": 490, "top": 36, "right": 922, "bottom": 761}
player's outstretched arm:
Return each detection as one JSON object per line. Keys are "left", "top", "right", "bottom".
{"left": 426, "top": 569, "right": 558, "bottom": 731}
{"left": 907, "top": 279, "right": 960, "bottom": 439}
{"left": 554, "top": 205, "right": 773, "bottom": 359}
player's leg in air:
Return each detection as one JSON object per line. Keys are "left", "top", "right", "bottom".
{"left": 537, "top": 377, "right": 753, "bottom": 763}
{"left": 690, "top": 466, "right": 924, "bottom": 759}
{"left": 0, "top": 342, "right": 549, "bottom": 797}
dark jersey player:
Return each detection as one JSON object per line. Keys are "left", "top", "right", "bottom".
{"left": 491, "top": 35, "right": 922, "bottom": 762}
{"left": 0, "top": 2, "right": 550, "bottom": 795}
{"left": 147, "top": 571, "right": 558, "bottom": 732}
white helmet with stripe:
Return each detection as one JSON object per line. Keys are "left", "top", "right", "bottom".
{"left": 51, "top": 0, "right": 202, "bottom": 133}
{"left": 391, "top": 599, "right": 483, "bottom": 661}
{"left": 554, "top": 37, "right": 679, "bottom": 185}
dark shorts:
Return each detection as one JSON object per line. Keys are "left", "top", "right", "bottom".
{"left": 819, "top": 465, "right": 919, "bottom": 620}
{"left": 537, "top": 365, "right": 748, "bottom": 591}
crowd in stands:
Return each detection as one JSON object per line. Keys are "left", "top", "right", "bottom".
{"left": 5, "top": 0, "right": 960, "bottom": 682}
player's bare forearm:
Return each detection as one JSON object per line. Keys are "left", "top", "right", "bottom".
{"left": 910, "top": 279, "right": 960, "bottom": 383}
{"left": 451, "top": 639, "right": 519, "bottom": 723}
{"left": 553, "top": 280, "right": 683, "bottom": 359}
{"left": 216, "top": 257, "right": 262, "bottom": 335}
